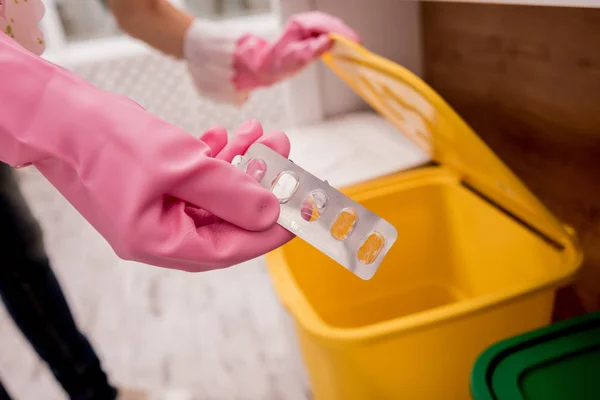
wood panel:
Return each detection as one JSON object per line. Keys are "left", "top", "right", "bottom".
{"left": 422, "top": 2, "right": 600, "bottom": 320}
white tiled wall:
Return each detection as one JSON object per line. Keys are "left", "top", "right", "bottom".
{"left": 54, "top": 0, "right": 274, "bottom": 43}
{"left": 70, "top": 50, "right": 292, "bottom": 137}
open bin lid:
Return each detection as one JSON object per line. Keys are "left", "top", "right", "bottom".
{"left": 471, "top": 311, "right": 600, "bottom": 400}
{"left": 322, "top": 34, "right": 571, "bottom": 248}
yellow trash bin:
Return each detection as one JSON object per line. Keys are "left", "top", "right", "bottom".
{"left": 265, "top": 35, "right": 583, "bottom": 400}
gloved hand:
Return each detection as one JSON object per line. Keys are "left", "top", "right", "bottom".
{"left": 0, "top": 33, "right": 292, "bottom": 272}
{"left": 184, "top": 11, "right": 360, "bottom": 104}
{"left": 183, "top": 120, "right": 295, "bottom": 266}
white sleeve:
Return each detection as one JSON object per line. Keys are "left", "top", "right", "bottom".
{"left": 183, "top": 19, "right": 248, "bottom": 106}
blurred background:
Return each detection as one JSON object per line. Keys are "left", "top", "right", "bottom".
{"left": 55, "top": 0, "right": 271, "bottom": 42}
{"left": 41, "top": 0, "right": 291, "bottom": 136}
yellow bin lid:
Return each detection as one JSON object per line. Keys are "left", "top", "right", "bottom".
{"left": 322, "top": 34, "right": 571, "bottom": 248}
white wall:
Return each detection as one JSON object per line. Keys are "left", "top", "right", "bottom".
{"left": 314, "top": 0, "right": 423, "bottom": 118}
{"left": 277, "top": 0, "right": 423, "bottom": 121}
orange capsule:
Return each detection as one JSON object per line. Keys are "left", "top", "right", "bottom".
{"left": 357, "top": 232, "right": 386, "bottom": 265}
{"left": 330, "top": 208, "right": 358, "bottom": 240}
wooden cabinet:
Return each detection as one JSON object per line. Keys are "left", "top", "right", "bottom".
{"left": 421, "top": 2, "right": 600, "bottom": 319}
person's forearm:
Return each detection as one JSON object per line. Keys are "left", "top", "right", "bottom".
{"left": 108, "top": 0, "right": 193, "bottom": 59}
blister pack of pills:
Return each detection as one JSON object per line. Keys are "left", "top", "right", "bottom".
{"left": 232, "top": 143, "right": 398, "bottom": 280}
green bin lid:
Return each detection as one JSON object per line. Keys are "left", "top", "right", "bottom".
{"left": 471, "top": 311, "right": 600, "bottom": 400}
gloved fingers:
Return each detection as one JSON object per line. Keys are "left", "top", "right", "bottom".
{"left": 215, "top": 119, "right": 264, "bottom": 162}
{"left": 206, "top": 123, "right": 290, "bottom": 163}
{"left": 198, "top": 125, "right": 228, "bottom": 157}
{"left": 308, "top": 35, "right": 335, "bottom": 57}
{"left": 279, "top": 36, "right": 332, "bottom": 68}
{"left": 173, "top": 121, "right": 291, "bottom": 232}
{"left": 216, "top": 127, "right": 290, "bottom": 163}
{"left": 224, "top": 128, "right": 291, "bottom": 182}
{"left": 256, "top": 130, "right": 291, "bottom": 158}
{"left": 290, "top": 11, "right": 361, "bottom": 43}
{"left": 171, "top": 155, "right": 280, "bottom": 232}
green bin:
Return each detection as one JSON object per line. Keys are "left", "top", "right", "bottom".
{"left": 471, "top": 310, "right": 600, "bottom": 400}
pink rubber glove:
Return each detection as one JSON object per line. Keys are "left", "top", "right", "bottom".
{"left": 184, "top": 11, "right": 359, "bottom": 104}
{"left": 185, "top": 121, "right": 294, "bottom": 254}
{"left": 234, "top": 11, "right": 360, "bottom": 92}
{"left": 0, "top": 33, "right": 292, "bottom": 272}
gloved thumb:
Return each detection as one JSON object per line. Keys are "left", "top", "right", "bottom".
{"left": 173, "top": 156, "right": 281, "bottom": 232}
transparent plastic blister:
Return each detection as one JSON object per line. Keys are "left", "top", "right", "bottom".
{"left": 232, "top": 143, "right": 398, "bottom": 280}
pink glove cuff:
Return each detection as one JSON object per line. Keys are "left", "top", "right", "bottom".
{"left": 183, "top": 19, "right": 249, "bottom": 105}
